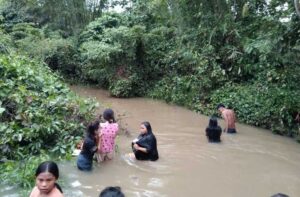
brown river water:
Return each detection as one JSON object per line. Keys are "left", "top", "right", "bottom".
{"left": 1, "top": 85, "right": 300, "bottom": 197}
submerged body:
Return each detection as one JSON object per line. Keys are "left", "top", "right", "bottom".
{"left": 131, "top": 121, "right": 159, "bottom": 161}
{"left": 77, "top": 120, "right": 99, "bottom": 171}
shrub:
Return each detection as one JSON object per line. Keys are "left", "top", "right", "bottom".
{"left": 0, "top": 54, "right": 97, "bottom": 188}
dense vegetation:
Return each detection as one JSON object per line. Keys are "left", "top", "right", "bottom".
{"left": 0, "top": 1, "right": 98, "bottom": 188}
{"left": 0, "top": 53, "right": 98, "bottom": 188}
{"left": 0, "top": 0, "right": 300, "bottom": 192}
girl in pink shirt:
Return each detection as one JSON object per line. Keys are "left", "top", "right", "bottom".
{"left": 97, "top": 109, "right": 119, "bottom": 162}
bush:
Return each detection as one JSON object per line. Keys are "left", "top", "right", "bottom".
{"left": 208, "top": 83, "right": 300, "bottom": 137}
{"left": 0, "top": 54, "right": 97, "bottom": 188}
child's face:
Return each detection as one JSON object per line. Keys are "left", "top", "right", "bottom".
{"left": 36, "top": 172, "right": 57, "bottom": 194}
{"left": 140, "top": 124, "right": 147, "bottom": 134}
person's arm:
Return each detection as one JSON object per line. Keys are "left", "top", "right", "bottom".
{"left": 133, "top": 143, "right": 148, "bottom": 153}
{"left": 233, "top": 111, "right": 237, "bottom": 123}
{"left": 205, "top": 127, "right": 210, "bottom": 136}
{"left": 97, "top": 132, "right": 103, "bottom": 152}
{"left": 85, "top": 138, "right": 97, "bottom": 153}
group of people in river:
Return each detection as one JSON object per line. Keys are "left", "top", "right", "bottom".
{"left": 29, "top": 104, "right": 290, "bottom": 197}
{"left": 76, "top": 108, "right": 159, "bottom": 171}
{"left": 75, "top": 104, "right": 234, "bottom": 172}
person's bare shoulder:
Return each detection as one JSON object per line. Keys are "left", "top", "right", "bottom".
{"left": 29, "top": 186, "right": 39, "bottom": 197}
{"left": 49, "top": 187, "right": 64, "bottom": 197}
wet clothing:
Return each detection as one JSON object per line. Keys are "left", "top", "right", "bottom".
{"left": 98, "top": 121, "right": 119, "bottom": 154}
{"left": 227, "top": 128, "right": 237, "bottom": 134}
{"left": 132, "top": 133, "right": 159, "bottom": 161}
{"left": 77, "top": 135, "right": 97, "bottom": 171}
{"left": 206, "top": 126, "right": 222, "bottom": 142}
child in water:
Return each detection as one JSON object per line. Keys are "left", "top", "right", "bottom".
{"left": 205, "top": 116, "right": 222, "bottom": 142}
{"left": 30, "top": 161, "right": 64, "bottom": 197}
{"left": 97, "top": 109, "right": 119, "bottom": 162}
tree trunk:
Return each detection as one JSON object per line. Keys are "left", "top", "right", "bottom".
{"left": 295, "top": 0, "right": 300, "bottom": 19}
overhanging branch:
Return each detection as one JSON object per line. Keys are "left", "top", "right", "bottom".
{"left": 295, "top": 0, "right": 300, "bottom": 18}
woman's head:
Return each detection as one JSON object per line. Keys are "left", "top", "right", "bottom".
{"left": 87, "top": 119, "right": 100, "bottom": 137}
{"left": 140, "top": 121, "right": 152, "bottom": 135}
{"left": 99, "top": 186, "right": 125, "bottom": 197}
{"left": 217, "top": 103, "right": 225, "bottom": 112}
{"left": 271, "top": 194, "right": 289, "bottom": 197}
{"left": 208, "top": 116, "right": 218, "bottom": 127}
{"left": 35, "top": 161, "right": 60, "bottom": 194}
{"left": 103, "top": 109, "right": 116, "bottom": 123}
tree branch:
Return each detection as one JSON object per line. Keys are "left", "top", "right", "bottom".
{"left": 295, "top": 0, "right": 300, "bottom": 19}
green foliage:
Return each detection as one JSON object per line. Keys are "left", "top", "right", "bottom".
{"left": 0, "top": 54, "right": 97, "bottom": 187}
{"left": 42, "top": 37, "right": 80, "bottom": 77}
{"left": 78, "top": 13, "right": 149, "bottom": 96}
{"left": 0, "top": 28, "right": 13, "bottom": 53}
{"left": 0, "top": 18, "right": 81, "bottom": 77}
{"left": 0, "top": 153, "right": 50, "bottom": 189}
{"left": 109, "top": 78, "right": 134, "bottom": 98}
{"left": 208, "top": 82, "right": 300, "bottom": 137}
{"left": 1, "top": 0, "right": 300, "bottom": 141}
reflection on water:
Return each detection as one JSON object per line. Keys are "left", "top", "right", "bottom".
{"left": 2, "top": 85, "right": 300, "bottom": 197}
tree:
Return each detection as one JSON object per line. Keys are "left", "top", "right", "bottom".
{"left": 295, "top": 0, "right": 300, "bottom": 18}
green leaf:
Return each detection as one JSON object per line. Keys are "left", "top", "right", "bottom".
{"left": 0, "top": 107, "right": 5, "bottom": 114}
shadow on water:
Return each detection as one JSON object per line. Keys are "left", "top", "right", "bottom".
{"left": 2, "top": 85, "right": 300, "bottom": 197}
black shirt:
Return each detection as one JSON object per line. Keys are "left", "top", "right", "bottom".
{"left": 132, "top": 133, "right": 159, "bottom": 161}
{"left": 80, "top": 136, "right": 97, "bottom": 161}
{"left": 206, "top": 126, "right": 222, "bottom": 142}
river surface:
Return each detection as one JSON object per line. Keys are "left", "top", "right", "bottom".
{"left": 2, "top": 85, "right": 300, "bottom": 197}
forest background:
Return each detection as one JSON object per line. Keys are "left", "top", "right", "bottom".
{"left": 0, "top": 0, "right": 300, "bottom": 193}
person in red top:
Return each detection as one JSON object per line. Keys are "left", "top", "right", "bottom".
{"left": 217, "top": 104, "right": 237, "bottom": 133}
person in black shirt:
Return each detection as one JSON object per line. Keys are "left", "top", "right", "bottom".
{"left": 99, "top": 186, "right": 125, "bottom": 197}
{"left": 77, "top": 120, "right": 100, "bottom": 171}
{"left": 205, "top": 116, "right": 222, "bottom": 143}
{"left": 131, "top": 121, "right": 159, "bottom": 161}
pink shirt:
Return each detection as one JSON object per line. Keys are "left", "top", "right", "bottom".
{"left": 98, "top": 121, "right": 119, "bottom": 153}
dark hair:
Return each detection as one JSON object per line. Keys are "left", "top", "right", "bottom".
{"left": 35, "top": 161, "right": 63, "bottom": 193}
{"left": 216, "top": 103, "right": 225, "bottom": 110}
{"left": 103, "top": 109, "right": 116, "bottom": 123}
{"left": 99, "top": 186, "right": 125, "bottom": 197}
{"left": 208, "top": 116, "right": 218, "bottom": 127}
{"left": 141, "top": 121, "right": 153, "bottom": 135}
{"left": 271, "top": 194, "right": 289, "bottom": 197}
{"left": 86, "top": 119, "right": 100, "bottom": 138}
